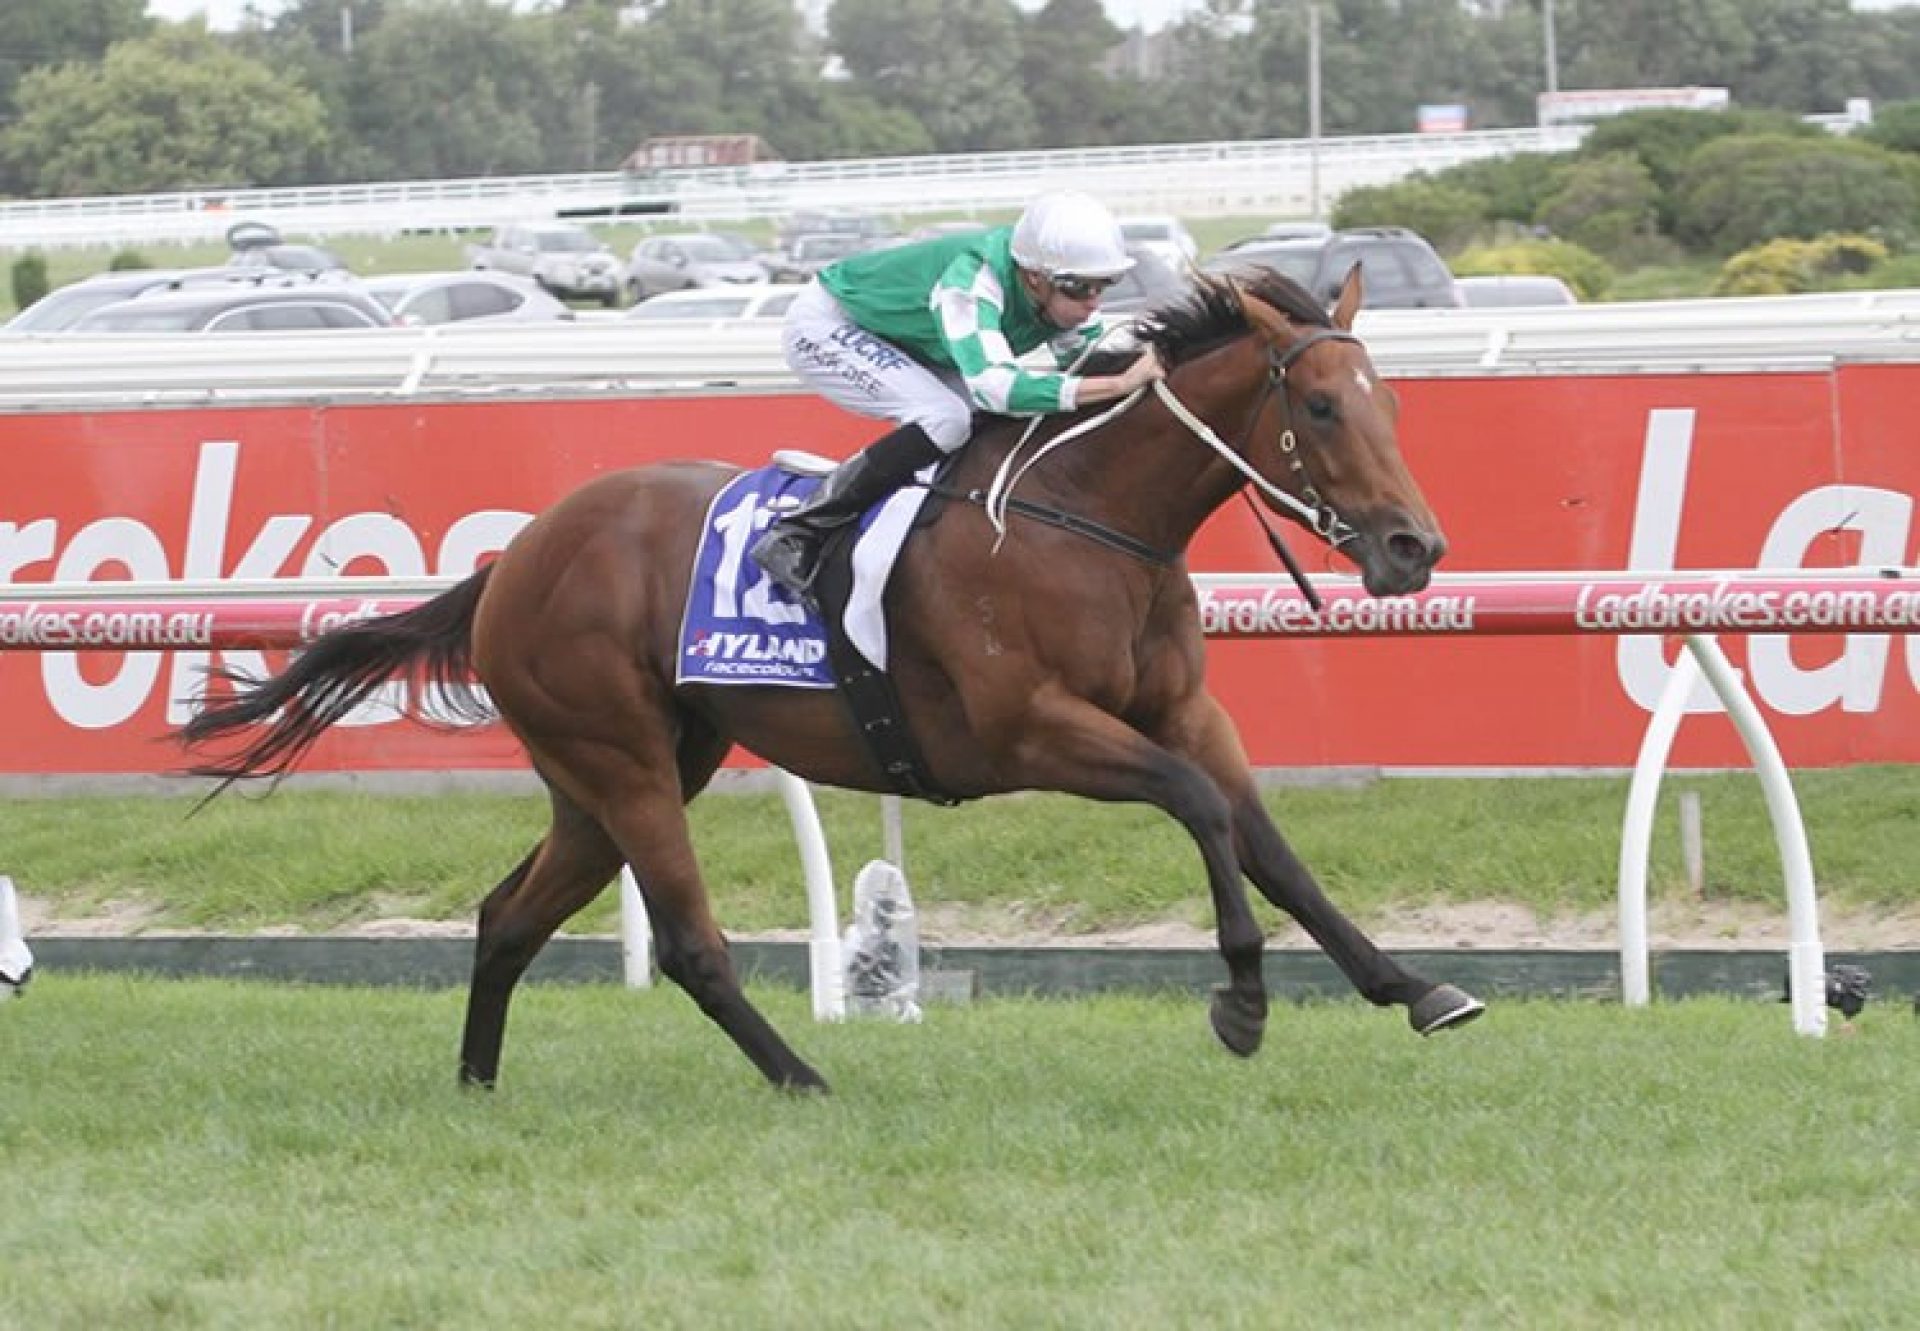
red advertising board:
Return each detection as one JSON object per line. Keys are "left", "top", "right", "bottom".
{"left": 3, "top": 367, "right": 1917, "bottom": 773}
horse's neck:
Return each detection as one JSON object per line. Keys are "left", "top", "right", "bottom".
{"left": 972, "top": 340, "right": 1261, "bottom": 553}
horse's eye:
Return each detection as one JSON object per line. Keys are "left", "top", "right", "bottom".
{"left": 1304, "top": 394, "right": 1336, "bottom": 423}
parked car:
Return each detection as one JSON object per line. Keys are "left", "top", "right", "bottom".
{"left": 5, "top": 268, "right": 219, "bottom": 332}
{"left": 1117, "top": 214, "right": 1199, "bottom": 270}
{"left": 766, "top": 231, "right": 895, "bottom": 283}
{"left": 775, "top": 209, "right": 897, "bottom": 254}
{"left": 625, "top": 284, "right": 801, "bottom": 322}
{"left": 624, "top": 232, "right": 772, "bottom": 304}
{"left": 1453, "top": 274, "right": 1579, "bottom": 308}
{"left": 466, "top": 222, "right": 622, "bottom": 306}
{"left": 1261, "top": 220, "right": 1333, "bottom": 242}
{"left": 70, "top": 284, "right": 396, "bottom": 332}
{"left": 906, "top": 220, "right": 991, "bottom": 241}
{"left": 363, "top": 271, "right": 574, "bottom": 326}
{"left": 1204, "top": 226, "right": 1464, "bottom": 309}
{"left": 225, "top": 219, "right": 349, "bottom": 275}
{"left": 1101, "top": 245, "right": 1188, "bottom": 315}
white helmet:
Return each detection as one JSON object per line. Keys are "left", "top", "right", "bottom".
{"left": 1010, "top": 191, "right": 1135, "bottom": 280}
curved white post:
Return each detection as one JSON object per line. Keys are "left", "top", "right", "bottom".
{"left": 1618, "top": 636, "right": 1827, "bottom": 1037}
{"left": 1684, "top": 635, "right": 1826, "bottom": 1037}
{"left": 777, "top": 770, "right": 845, "bottom": 1021}
{"left": 1618, "top": 643, "right": 1700, "bottom": 1008}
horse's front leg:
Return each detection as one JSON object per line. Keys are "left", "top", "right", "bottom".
{"left": 1173, "top": 695, "right": 1485, "bottom": 1036}
{"left": 1011, "top": 696, "right": 1269, "bottom": 1057}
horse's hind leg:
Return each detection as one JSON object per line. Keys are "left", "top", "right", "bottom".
{"left": 459, "top": 787, "right": 625, "bottom": 1088}
{"left": 535, "top": 713, "right": 828, "bottom": 1093}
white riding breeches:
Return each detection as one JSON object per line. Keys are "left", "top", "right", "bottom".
{"left": 782, "top": 281, "right": 974, "bottom": 452}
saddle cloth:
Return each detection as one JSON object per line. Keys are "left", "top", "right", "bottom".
{"left": 676, "top": 461, "right": 934, "bottom": 689}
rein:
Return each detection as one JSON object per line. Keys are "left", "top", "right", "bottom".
{"left": 975, "top": 322, "right": 1365, "bottom": 605}
{"left": 935, "top": 483, "right": 1177, "bottom": 568}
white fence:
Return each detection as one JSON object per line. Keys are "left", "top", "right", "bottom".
{"left": 0, "top": 127, "right": 1586, "bottom": 253}
{"left": 4, "top": 287, "right": 1920, "bottom": 408}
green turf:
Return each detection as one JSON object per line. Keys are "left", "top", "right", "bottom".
{"left": 2, "top": 976, "right": 1914, "bottom": 1328}
{"left": 5, "top": 769, "right": 1917, "bottom": 936}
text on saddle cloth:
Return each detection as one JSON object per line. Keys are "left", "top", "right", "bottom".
{"left": 676, "top": 464, "right": 932, "bottom": 689}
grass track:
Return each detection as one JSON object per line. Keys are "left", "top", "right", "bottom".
{"left": 4, "top": 976, "right": 1917, "bottom": 1328}
{"left": 9, "top": 769, "right": 1920, "bottom": 936}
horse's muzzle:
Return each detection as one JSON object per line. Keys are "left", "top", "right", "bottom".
{"left": 1359, "top": 524, "right": 1446, "bottom": 598}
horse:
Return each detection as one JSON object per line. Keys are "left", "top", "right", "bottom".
{"left": 179, "top": 265, "right": 1484, "bottom": 1092}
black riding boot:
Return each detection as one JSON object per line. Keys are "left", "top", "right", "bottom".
{"left": 751, "top": 423, "right": 944, "bottom": 604}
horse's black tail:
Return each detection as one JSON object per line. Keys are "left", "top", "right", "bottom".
{"left": 179, "top": 565, "right": 497, "bottom": 792}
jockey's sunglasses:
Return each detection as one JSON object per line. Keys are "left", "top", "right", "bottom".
{"left": 1050, "top": 273, "right": 1120, "bottom": 301}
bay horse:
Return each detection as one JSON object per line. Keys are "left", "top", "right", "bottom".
{"left": 180, "top": 265, "right": 1484, "bottom": 1092}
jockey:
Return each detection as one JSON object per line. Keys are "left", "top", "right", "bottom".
{"left": 751, "top": 190, "right": 1167, "bottom": 605}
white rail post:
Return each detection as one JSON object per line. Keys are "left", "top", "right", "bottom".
{"left": 618, "top": 865, "right": 653, "bottom": 989}
{"left": 1617, "top": 634, "right": 1826, "bottom": 1037}
{"left": 1617, "top": 642, "right": 1700, "bottom": 1008}
{"left": 1684, "top": 635, "right": 1826, "bottom": 1037}
{"left": 778, "top": 770, "right": 846, "bottom": 1021}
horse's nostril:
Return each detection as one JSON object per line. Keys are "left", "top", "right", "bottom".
{"left": 1387, "top": 531, "right": 1442, "bottom": 570}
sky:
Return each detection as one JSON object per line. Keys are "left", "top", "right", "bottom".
{"left": 147, "top": 0, "right": 1211, "bottom": 34}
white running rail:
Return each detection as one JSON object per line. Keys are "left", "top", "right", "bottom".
{"left": 7, "top": 287, "right": 1920, "bottom": 409}
{"left": 0, "top": 128, "right": 1586, "bottom": 252}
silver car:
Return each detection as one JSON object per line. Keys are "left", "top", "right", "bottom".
{"left": 467, "top": 223, "right": 623, "bottom": 307}
{"left": 364, "top": 271, "right": 574, "bottom": 326}
{"left": 5, "top": 268, "right": 262, "bottom": 332}
{"left": 70, "top": 284, "right": 396, "bottom": 331}
{"left": 624, "top": 232, "right": 770, "bottom": 304}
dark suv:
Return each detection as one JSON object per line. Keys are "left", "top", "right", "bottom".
{"left": 1204, "top": 226, "right": 1462, "bottom": 309}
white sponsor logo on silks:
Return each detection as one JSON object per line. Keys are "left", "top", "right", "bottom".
{"left": 0, "top": 440, "right": 530, "bottom": 732}
{"left": 1619, "top": 408, "right": 1920, "bottom": 718}
{"left": 688, "top": 631, "right": 826, "bottom": 666}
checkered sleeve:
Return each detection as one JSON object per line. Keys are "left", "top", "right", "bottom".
{"left": 930, "top": 254, "right": 1076, "bottom": 415}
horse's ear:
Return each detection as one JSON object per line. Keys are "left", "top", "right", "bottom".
{"left": 1331, "top": 263, "right": 1365, "bottom": 330}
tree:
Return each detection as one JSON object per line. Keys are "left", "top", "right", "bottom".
{"left": 1861, "top": 100, "right": 1920, "bottom": 157}
{"left": 1674, "top": 133, "right": 1917, "bottom": 253}
{"left": 0, "top": 0, "right": 147, "bottom": 112}
{"left": 1017, "top": 0, "right": 1128, "bottom": 148}
{"left": 0, "top": 0, "right": 149, "bottom": 193}
{"left": 1535, "top": 152, "right": 1658, "bottom": 259}
{"left": 828, "top": 0, "right": 1038, "bottom": 153}
{"left": 1331, "top": 176, "right": 1486, "bottom": 252}
{"left": 766, "top": 84, "right": 935, "bottom": 161}
{"left": 333, "top": 3, "right": 572, "bottom": 179}
{"left": 0, "top": 26, "right": 329, "bottom": 196}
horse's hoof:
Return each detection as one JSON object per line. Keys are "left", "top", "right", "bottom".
{"left": 1209, "top": 985, "right": 1267, "bottom": 1058}
{"left": 458, "top": 1070, "right": 496, "bottom": 1092}
{"left": 1409, "top": 983, "right": 1485, "bottom": 1036}
{"left": 775, "top": 1066, "right": 831, "bottom": 1095}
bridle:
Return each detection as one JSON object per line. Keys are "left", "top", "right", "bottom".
{"left": 1145, "top": 322, "right": 1363, "bottom": 608}
{"left": 1191, "top": 324, "right": 1362, "bottom": 550}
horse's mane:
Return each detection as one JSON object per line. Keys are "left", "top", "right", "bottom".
{"left": 1080, "top": 268, "right": 1330, "bottom": 377}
